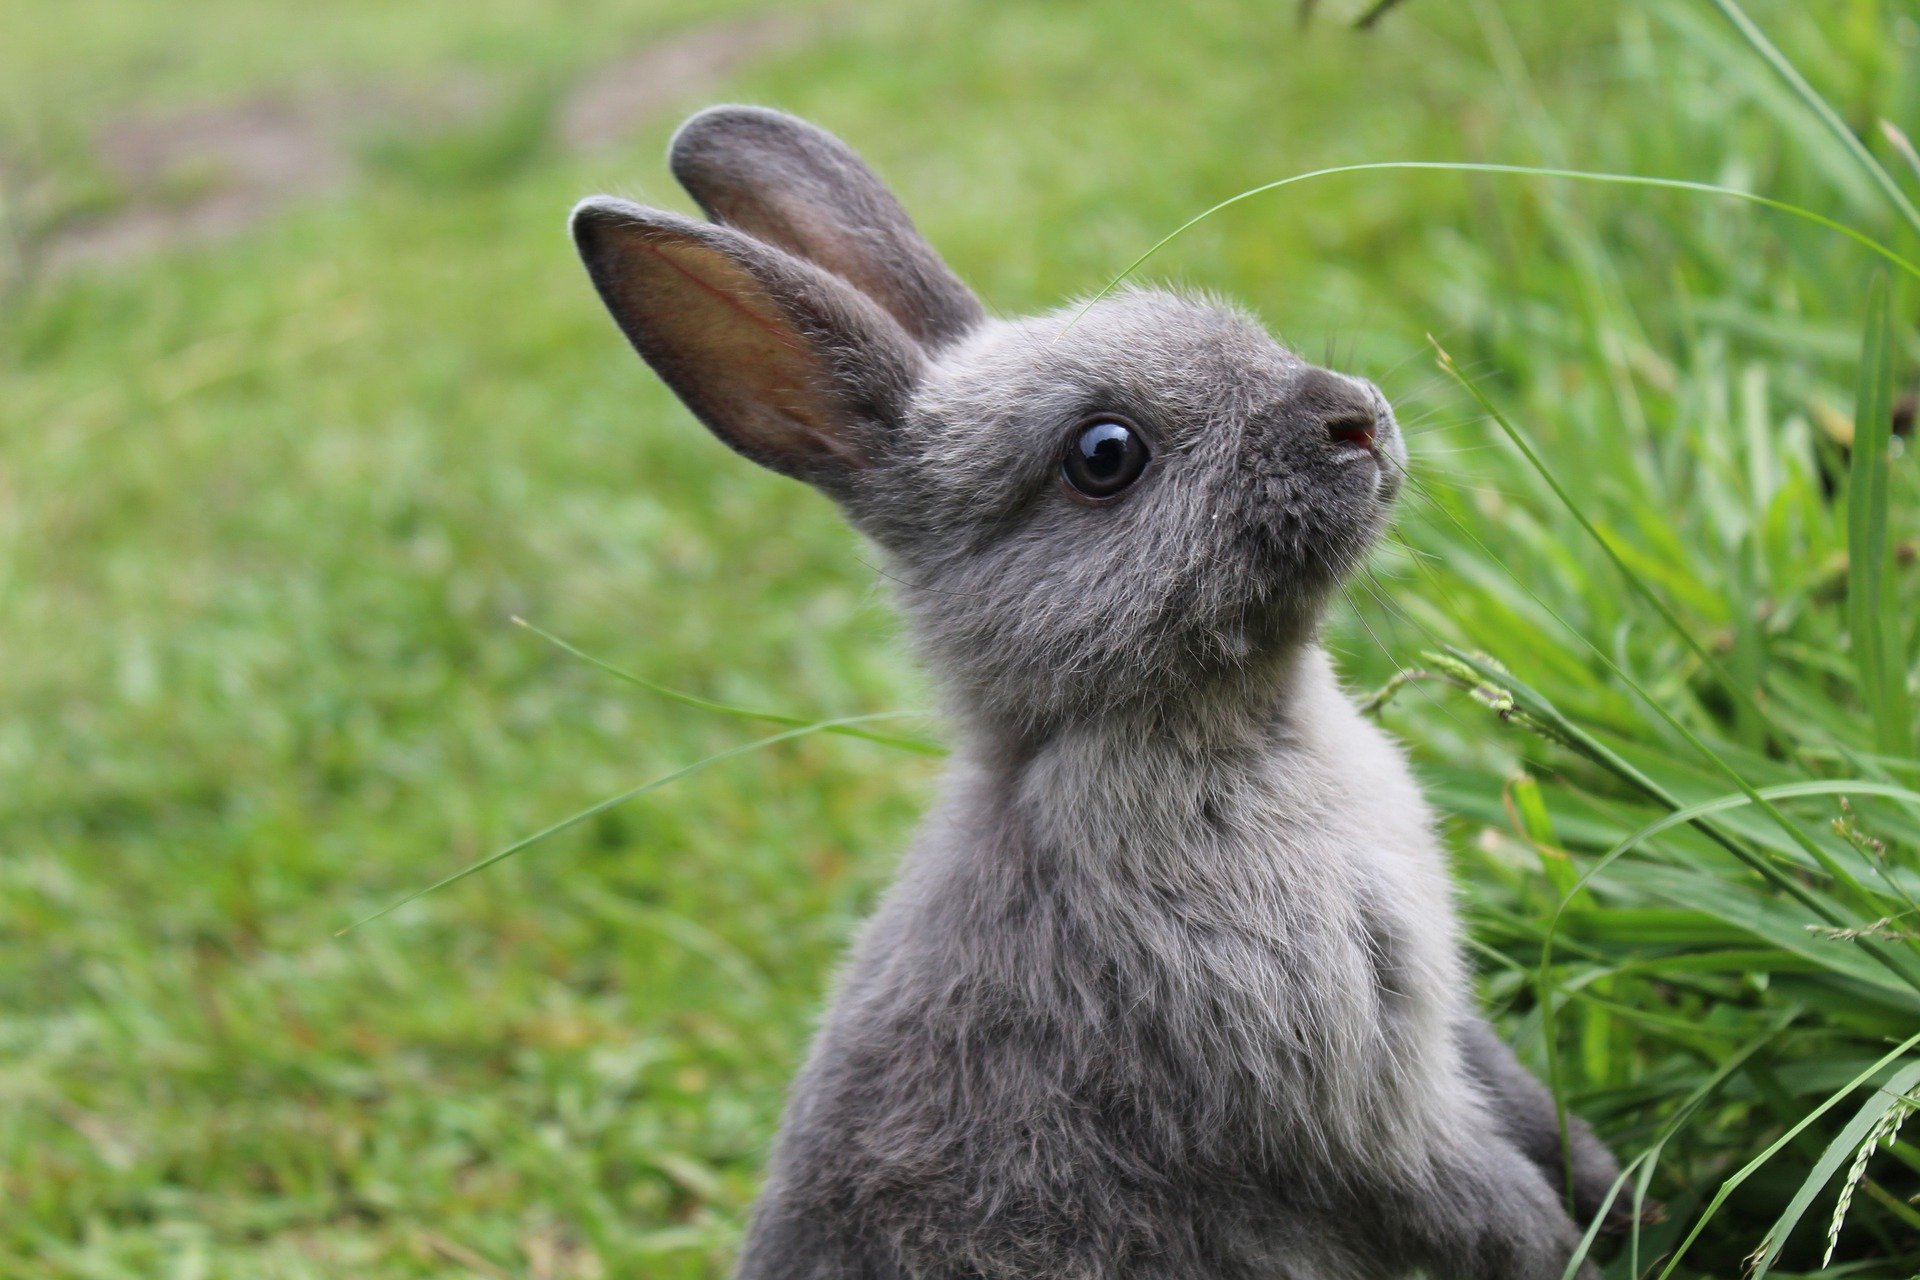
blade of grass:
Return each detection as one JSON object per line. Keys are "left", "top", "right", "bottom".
{"left": 1064, "top": 161, "right": 1920, "bottom": 331}
{"left": 1313, "top": 369, "right": 1894, "bottom": 929}
{"left": 1536, "top": 776, "right": 1920, "bottom": 912}
{"left": 1861, "top": 1173, "right": 1920, "bottom": 1236}
{"left": 1432, "top": 346, "right": 1789, "bottom": 752}
{"left": 512, "top": 616, "right": 945, "bottom": 757}
{"left": 1557, "top": 1009, "right": 1799, "bottom": 1280}
{"left": 1656, "top": 1032, "right": 1920, "bottom": 1279}
{"left": 1706, "top": 0, "right": 1920, "bottom": 241}
{"left": 1843, "top": 276, "right": 1913, "bottom": 756}
{"left": 1423, "top": 648, "right": 1826, "bottom": 904}
{"left": 1466, "top": 936, "right": 1742, "bottom": 1040}
{"left": 1353, "top": 0, "right": 1411, "bottom": 30}
{"left": 1646, "top": 2, "right": 1884, "bottom": 214}
{"left": 1535, "top": 781, "right": 1920, "bottom": 1016}
{"left": 1431, "top": 359, "right": 1920, "bottom": 977}
{"left": 1748, "top": 1060, "right": 1920, "bottom": 1277}
{"left": 1629, "top": 866, "right": 1920, "bottom": 1007}
{"left": 337, "top": 711, "right": 918, "bottom": 933}
{"left": 1883, "top": 121, "right": 1920, "bottom": 187}
{"left": 1435, "top": 645, "right": 1920, "bottom": 992}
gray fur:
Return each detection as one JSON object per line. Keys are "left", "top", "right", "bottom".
{"left": 571, "top": 105, "right": 1623, "bottom": 1279}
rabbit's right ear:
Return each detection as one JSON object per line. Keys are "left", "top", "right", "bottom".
{"left": 571, "top": 198, "right": 924, "bottom": 490}
{"left": 668, "top": 106, "right": 983, "bottom": 349}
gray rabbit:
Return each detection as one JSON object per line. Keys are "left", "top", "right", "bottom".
{"left": 571, "top": 106, "right": 1623, "bottom": 1280}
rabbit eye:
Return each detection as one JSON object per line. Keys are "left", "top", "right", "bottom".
{"left": 1062, "top": 419, "right": 1150, "bottom": 500}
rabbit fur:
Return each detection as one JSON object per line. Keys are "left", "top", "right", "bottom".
{"left": 570, "top": 105, "right": 1623, "bottom": 1280}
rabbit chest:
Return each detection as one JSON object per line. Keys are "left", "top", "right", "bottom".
{"left": 1006, "top": 671, "right": 1468, "bottom": 1165}
{"left": 821, "top": 652, "right": 1472, "bottom": 1183}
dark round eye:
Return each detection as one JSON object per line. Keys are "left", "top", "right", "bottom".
{"left": 1062, "top": 419, "right": 1150, "bottom": 499}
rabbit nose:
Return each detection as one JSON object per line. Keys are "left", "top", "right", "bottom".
{"left": 1291, "top": 367, "right": 1383, "bottom": 453}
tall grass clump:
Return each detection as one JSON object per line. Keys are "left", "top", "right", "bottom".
{"left": 1328, "top": 2, "right": 1920, "bottom": 1273}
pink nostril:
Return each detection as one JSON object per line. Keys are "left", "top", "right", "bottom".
{"left": 1327, "top": 415, "right": 1377, "bottom": 452}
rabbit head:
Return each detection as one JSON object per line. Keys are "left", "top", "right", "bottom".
{"left": 572, "top": 107, "right": 1403, "bottom": 735}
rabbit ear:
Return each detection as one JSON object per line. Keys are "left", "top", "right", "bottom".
{"left": 571, "top": 197, "right": 924, "bottom": 488}
{"left": 668, "top": 106, "right": 984, "bottom": 349}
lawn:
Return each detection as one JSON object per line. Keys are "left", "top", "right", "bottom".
{"left": 3, "top": 0, "right": 1918, "bottom": 1276}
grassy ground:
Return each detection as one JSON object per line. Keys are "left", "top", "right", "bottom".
{"left": 3, "top": 0, "right": 1918, "bottom": 1276}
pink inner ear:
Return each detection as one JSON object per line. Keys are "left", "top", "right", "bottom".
{"left": 595, "top": 222, "right": 872, "bottom": 477}
{"left": 643, "top": 237, "right": 809, "bottom": 358}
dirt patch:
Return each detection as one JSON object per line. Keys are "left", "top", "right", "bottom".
{"left": 46, "top": 97, "right": 355, "bottom": 274}
{"left": 30, "top": 12, "right": 815, "bottom": 276}
{"left": 558, "top": 13, "right": 807, "bottom": 153}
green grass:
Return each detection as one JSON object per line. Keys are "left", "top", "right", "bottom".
{"left": 3, "top": 0, "right": 1918, "bottom": 1275}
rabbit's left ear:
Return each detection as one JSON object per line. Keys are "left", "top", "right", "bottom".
{"left": 668, "top": 106, "right": 983, "bottom": 349}
{"left": 571, "top": 199, "right": 923, "bottom": 490}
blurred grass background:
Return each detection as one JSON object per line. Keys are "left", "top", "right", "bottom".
{"left": 3, "top": 0, "right": 1918, "bottom": 1276}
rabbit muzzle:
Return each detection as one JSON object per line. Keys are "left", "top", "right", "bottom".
{"left": 1290, "top": 366, "right": 1401, "bottom": 471}
{"left": 1246, "top": 365, "right": 1403, "bottom": 501}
